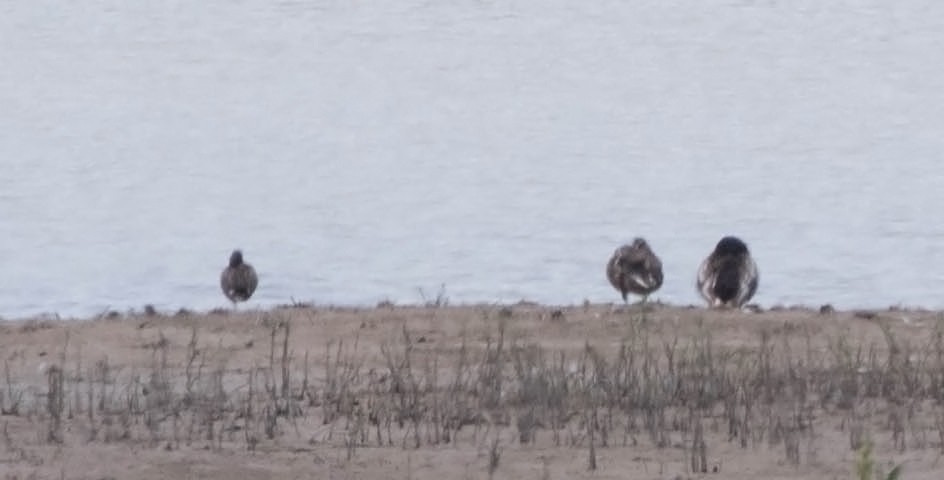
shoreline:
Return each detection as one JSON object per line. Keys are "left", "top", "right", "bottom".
{"left": 4, "top": 297, "right": 943, "bottom": 325}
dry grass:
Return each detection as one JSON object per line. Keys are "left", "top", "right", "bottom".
{"left": 0, "top": 302, "right": 942, "bottom": 479}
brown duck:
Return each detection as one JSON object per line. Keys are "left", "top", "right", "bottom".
{"left": 220, "top": 249, "right": 258, "bottom": 308}
{"left": 606, "top": 238, "right": 664, "bottom": 304}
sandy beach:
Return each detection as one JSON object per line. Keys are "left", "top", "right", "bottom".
{"left": 0, "top": 302, "right": 941, "bottom": 479}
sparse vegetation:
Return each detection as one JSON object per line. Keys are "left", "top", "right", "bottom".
{"left": 0, "top": 304, "right": 941, "bottom": 478}
{"left": 856, "top": 441, "right": 904, "bottom": 480}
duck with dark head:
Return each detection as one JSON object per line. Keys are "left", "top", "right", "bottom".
{"left": 220, "top": 249, "right": 258, "bottom": 309}
{"left": 696, "top": 236, "right": 758, "bottom": 308}
{"left": 606, "top": 237, "right": 664, "bottom": 305}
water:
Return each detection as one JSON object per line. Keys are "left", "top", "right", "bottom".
{"left": 2, "top": 0, "right": 943, "bottom": 319}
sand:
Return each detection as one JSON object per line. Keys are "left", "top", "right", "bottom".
{"left": 0, "top": 302, "right": 941, "bottom": 479}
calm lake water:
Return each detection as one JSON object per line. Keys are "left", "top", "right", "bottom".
{"left": 1, "top": 0, "right": 943, "bottom": 319}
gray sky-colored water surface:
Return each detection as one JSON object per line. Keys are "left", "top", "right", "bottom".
{"left": 1, "top": 0, "right": 943, "bottom": 318}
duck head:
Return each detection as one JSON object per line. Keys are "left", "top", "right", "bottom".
{"left": 714, "top": 236, "right": 749, "bottom": 256}
{"left": 631, "top": 237, "right": 650, "bottom": 251}
{"left": 229, "top": 250, "right": 244, "bottom": 268}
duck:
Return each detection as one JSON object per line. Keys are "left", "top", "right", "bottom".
{"left": 220, "top": 249, "right": 258, "bottom": 309}
{"left": 606, "top": 237, "right": 664, "bottom": 304}
{"left": 696, "top": 236, "right": 758, "bottom": 308}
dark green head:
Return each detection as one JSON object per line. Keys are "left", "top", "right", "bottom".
{"left": 714, "top": 236, "right": 749, "bottom": 256}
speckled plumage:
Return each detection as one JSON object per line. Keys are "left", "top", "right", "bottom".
{"left": 606, "top": 238, "right": 664, "bottom": 303}
{"left": 220, "top": 249, "right": 258, "bottom": 307}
